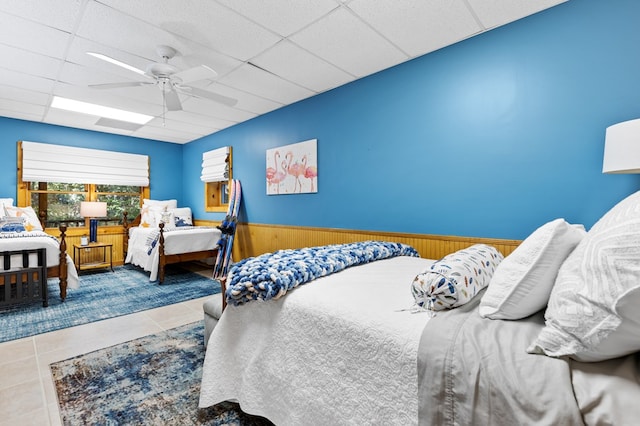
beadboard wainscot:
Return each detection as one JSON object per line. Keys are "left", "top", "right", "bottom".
{"left": 193, "top": 220, "right": 521, "bottom": 262}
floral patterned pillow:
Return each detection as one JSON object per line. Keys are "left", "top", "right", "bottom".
{"left": 411, "top": 244, "right": 504, "bottom": 311}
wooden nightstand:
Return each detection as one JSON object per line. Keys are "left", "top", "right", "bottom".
{"left": 74, "top": 242, "right": 113, "bottom": 274}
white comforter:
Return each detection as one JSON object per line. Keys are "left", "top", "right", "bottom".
{"left": 199, "top": 256, "right": 434, "bottom": 425}
{"left": 125, "top": 226, "right": 221, "bottom": 281}
{"left": 0, "top": 231, "right": 79, "bottom": 289}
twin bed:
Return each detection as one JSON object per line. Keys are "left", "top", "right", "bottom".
{"left": 198, "top": 191, "right": 640, "bottom": 425}
{"left": 123, "top": 201, "right": 221, "bottom": 282}
{"left": 0, "top": 201, "right": 79, "bottom": 305}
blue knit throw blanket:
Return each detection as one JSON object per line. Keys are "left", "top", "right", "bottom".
{"left": 225, "top": 240, "right": 420, "bottom": 306}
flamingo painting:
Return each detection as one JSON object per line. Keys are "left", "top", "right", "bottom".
{"left": 285, "top": 151, "right": 305, "bottom": 193}
{"left": 266, "top": 139, "right": 318, "bottom": 195}
{"left": 302, "top": 155, "right": 318, "bottom": 192}
{"left": 266, "top": 151, "right": 286, "bottom": 194}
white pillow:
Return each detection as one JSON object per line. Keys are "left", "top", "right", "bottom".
{"left": 528, "top": 190, "right": 640, "bottom": 362}
{"left": 479, "top": 219, "right": 586, "bottom": 320}
{"left": 0, "top": 198, "right": 14, "bottom": 208}
{"left": 171, "top": 207, "right": 193, "bottom": 227}
{"left": 411, "top": 244, "right": 503, "bottom": 311}
{"left": 4, "top": 205, "right": 43, "bottom": 231}
{"left": 154, "top": 208, "right": 175, "bottom": 230}
{"left": 139, "top": 205, "right": 163, "bottom": 228}
{"left": 143, "top": 199, "right": 178, "bottom": 209}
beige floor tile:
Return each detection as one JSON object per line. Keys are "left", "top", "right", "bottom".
{"left": 154, "top": 309, "right": 203, "bottom": 330}
{"left": 0, "top": 337, "right": 35, "bottom": 362}
{"left": 34, "top": 312, "right": 161, "bottom": 358}
{"left": 183, "top": 295, "right": 216, "bottom": 312}
{"left": 0, "top": 379, "right": 46, "bottom": 423}
{"left": 144, "top": 301, "right": 194, "bottom": 322}
{"left": 0, "top": 407, "right": 49, "bottom": 426}
{"left": 0, "top": 355, "right": 40, "bottom": 390}
{"left": 48, "top": 402, "right": 62, "bottom": 426}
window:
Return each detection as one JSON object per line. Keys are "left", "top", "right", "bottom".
{"left": 18, "top": 141, "right": 150, "bottom": 230}
{"left": 202, "top": 146, "right": 232, "bottom": 212}
{"left": 205, "top": 181, "right": 230, "bottom": 212}
{"left": 25, "top": 182, "right": 144, "bottom": 228}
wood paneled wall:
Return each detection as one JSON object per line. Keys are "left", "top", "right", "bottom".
{"left": 194, "top": 221, "right": 521, "bottom": 261}
{"left": 46, "top": 226, "right": 126, "bottom": 266}
{"left": 50, "top": 221, "right": 521, "bottom": 267}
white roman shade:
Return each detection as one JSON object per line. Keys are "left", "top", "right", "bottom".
{"left": 201, "top": 146, "right": 230, "bottom": 182}
{"left": 21, "top": 141, "right": 149, "bottom": 186}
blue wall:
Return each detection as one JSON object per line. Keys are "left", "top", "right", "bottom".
{"left": 184, "top": 0, "right": 640, "bottom": 240}
{"left": 3, "top": 0, "right": 640, "bottom": 241}
{"left": 0, "top": 117, "right": 182, "bottom": 203}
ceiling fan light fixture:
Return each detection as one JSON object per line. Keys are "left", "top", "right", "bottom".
{"left": 87, "top": 52, "right": 146, "bottom": 76}
{"left": 51, "top": 96, "right": 153, "bottom": 125}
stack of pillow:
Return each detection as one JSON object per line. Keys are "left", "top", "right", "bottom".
{"left": 412, "top": 190, "right": 640, "bottom": 362}
{"left": 138, "top": 199, "right": 193, "bottom": 230}
{"left": 1, "top": 198, "right": 43, "bottom": 232}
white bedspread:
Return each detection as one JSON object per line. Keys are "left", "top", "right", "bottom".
{"left": 0, "top": 231, "right": 79, "bottom": 289}
{"left": 199, "top": 256, "right": 435, "bottom": 425}
{"left": 125, "top": 226, "right": 221, "bottom": 281}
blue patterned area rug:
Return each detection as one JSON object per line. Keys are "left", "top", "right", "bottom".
{"left": 50, "top": 321, "right": 272, "bottom": 426}
{"left": 0, "top": 265, "right": 220, "bottom": 343}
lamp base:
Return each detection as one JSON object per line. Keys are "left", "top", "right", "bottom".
{"left": 89, "top": 218, "right": 98, "bottom": 243}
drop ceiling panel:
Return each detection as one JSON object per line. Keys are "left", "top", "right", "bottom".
{"left": 0, "top": 44, "right": 63, "bottom": 81}
{"left": 0, "top": 84, "right": 50, "bottom": 106}
{"left": 0, "top": 10, "right": 71, "bottom": 58}
{"left": 0, "top": 108, "right": 42, "bottom": 123}
{"left": 220, "top": 64, "right": 314, "bottom": 105}
{"left": 466, "top": 0, "right": 568, "bottom": 29}
{"left": 168, "top": 109, "right": 236, "bottom": 131}
{"left": 0, "top": 68, "right": 56, "bottom": 94}
{"left": 217, "top": 0, "right": 339, "bottom": 37}
{"left": 0, "top": 99, "right": 46, "bottom": 116}
{"left": 290, "top": 7, "right": 409, "bottom": 77}
{"left": 252, "top": 40, "right": 354, "bottom": 92}
{"left": 146, "top": 116, "right": 221, "bottom": 137}
{"left": 131, "top": 125, "right": 201, "bottom": 144}
{"left": 0, "top": 0, "right": 85, "bottom": 32}
{"left": 98, "top": 0, "right": 282, "bottom": 62}
{"left": 142, "top": 121, "right": 205, "bottom": 140}
{"left": 192, "top": 82, "right": 282, "bottom": 116}
{"left": 75, "top": 2, "right": 181, "bottom": 60}
{"left": 348, "top": 0, "right": 484, "bottom": 58}
{"left": 180, "top": 96, "right": 255, "bottom": 123}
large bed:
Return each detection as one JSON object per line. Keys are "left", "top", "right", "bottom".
{"left": 123, "top": 203, "right": 221, "bottom": 282}
{"left": 199, "top": 191, "right": 640, "bottom": 425}
{"left": 1, "top": 202, "right": 79, "bottom": 301}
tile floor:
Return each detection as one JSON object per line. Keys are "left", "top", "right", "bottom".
{"left": 0, "top": 264, "right": 215, "bottom": 426}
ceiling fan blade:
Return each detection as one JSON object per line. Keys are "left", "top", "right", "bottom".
{"left": 165, "top": 87, "right": 183, "bottom": 111}
{"left": 179, "top": 86, "right": 237, "bottom": 107}
{"left": 89, "top": 81, "right": 153, "bottom": 89}
{"left": 87, "top": 52, "right": 147, "bottom": 77}
{"left": 173, "top": 65, "right": 217, "bottom": 84}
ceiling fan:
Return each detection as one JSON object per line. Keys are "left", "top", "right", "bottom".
{"left": 88, "top": 45, "right": 237, "bottom": 112}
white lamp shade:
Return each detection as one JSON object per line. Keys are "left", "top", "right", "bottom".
{"left": 80, "top": 201, "right": 107, "bottom": 218}
{"left": 603, "top": 118, "right": 640, "bottom": 174}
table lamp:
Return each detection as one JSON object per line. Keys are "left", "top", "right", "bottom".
{"left": 603, "top": 118, "right": 640, "bottom": 173}
{"left": 80, "top": 201, "right": 107, "bottom": 243}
